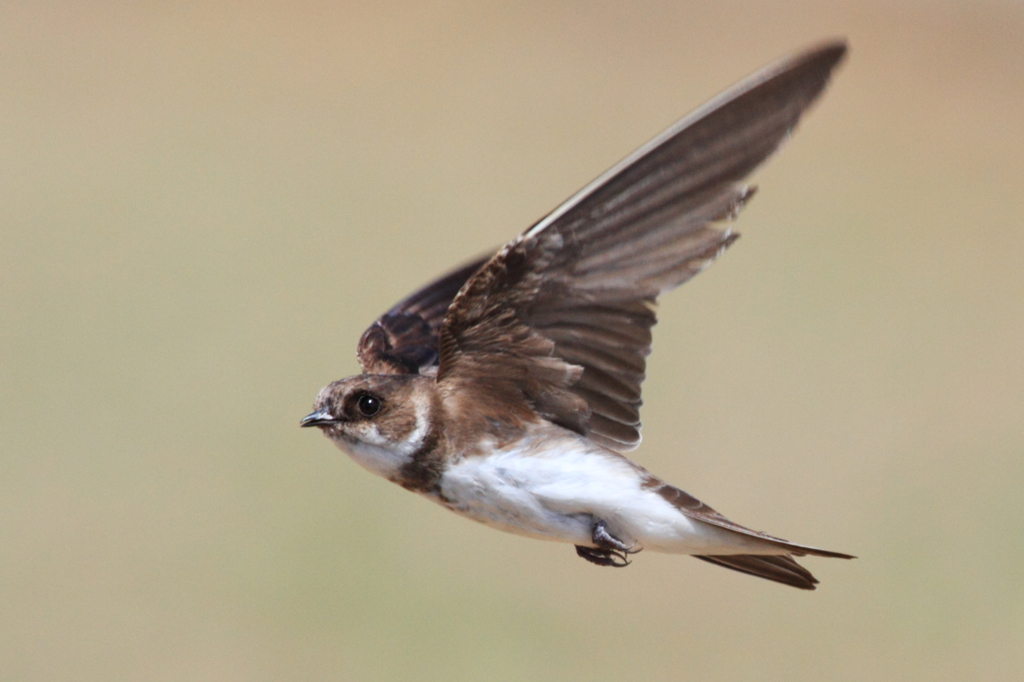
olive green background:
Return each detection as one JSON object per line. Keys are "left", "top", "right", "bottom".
{"left": 3, "top": 1, "right": 1022, "bottom": 680}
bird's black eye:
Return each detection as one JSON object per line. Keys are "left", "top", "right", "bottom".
{"left": 355, "top": 393, "right": 382, "bottom": 418}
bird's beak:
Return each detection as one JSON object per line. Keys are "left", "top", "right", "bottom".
{"left": 300, "top": 410, "right": 336, "bottom": 427}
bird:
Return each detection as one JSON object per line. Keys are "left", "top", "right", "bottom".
{"left": 302, "top": 41, "right": 854, "bottom": 589}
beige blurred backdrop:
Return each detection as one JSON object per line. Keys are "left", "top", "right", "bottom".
{"left": 2, "top": 1, "right": 1023, "bottom": 680}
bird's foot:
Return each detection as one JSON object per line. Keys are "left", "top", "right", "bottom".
{"left": 574, "top": 520, "right": 640, "bottom": 567}
{"left": 575, "top": 545, "right": 630, "bottom": 567}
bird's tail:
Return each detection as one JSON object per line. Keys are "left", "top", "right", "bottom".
{"left": 644, "top": 480, "right": 854, "bottom": 588}
{"left": 694, "top": 554, "right": 822, "bottom": 590}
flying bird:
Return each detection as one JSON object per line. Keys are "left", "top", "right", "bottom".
{"left": 302, "top": 41, "right": 853, "bottom": 589}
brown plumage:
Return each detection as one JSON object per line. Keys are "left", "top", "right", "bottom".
{"left": 307, "top": 41, "right": 854, "bottom": 590}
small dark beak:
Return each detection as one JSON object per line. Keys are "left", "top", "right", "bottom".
{"left": 300, "top": 410, "right": 336, "bottom": 428}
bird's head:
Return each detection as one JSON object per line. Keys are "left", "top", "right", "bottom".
{"left": 301, "top": 373, "right": 438, "bottom": 481}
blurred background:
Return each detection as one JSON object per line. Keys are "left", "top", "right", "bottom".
{"left": 2, "top": 1, "right": 1023, "bottom": 680}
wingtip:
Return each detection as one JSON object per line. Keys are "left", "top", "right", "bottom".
{"left": 763, "top": 39, "right": 848, "bottom": 102}
{"left": 801, "top": 38, "right": 849, "bottom": 67}
{"left": 792, "top": 547, "right": 857, "bottom": 560}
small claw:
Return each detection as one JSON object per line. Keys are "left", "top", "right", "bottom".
{"left": 575, "top": 545, "right": 631, "bottom": 567}
{"left": 573, "top": 520, "right": 641, "bottom": 568}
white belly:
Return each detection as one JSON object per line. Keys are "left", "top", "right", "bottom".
{"left": 435, "top": 441, "right": 602, "bottom": 545}
{"left": 433, "top": 430, "right": 790, "bottom": 556}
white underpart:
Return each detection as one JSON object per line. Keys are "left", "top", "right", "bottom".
{"left": 437, "top": 428, "right": 789, "bottom": 556}
{"left": 337, "top": 426, "right": 411, "bottom": 481}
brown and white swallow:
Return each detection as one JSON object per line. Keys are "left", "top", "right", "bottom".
{"left": 302, "top": 41, "right": 854, "bottom": 589}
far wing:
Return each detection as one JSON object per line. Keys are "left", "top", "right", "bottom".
{"left": 356, "top": 255, "right": 490, "bottom": 374}
{"left": 436, "top": 42, "right": 847, "bottom": 450}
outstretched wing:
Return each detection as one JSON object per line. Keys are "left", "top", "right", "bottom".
{"left": 436, "top": 42, "right": 847, "bottom": 450}
{"left": 356, "top": 255, "right": 490, "bottom": 374}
